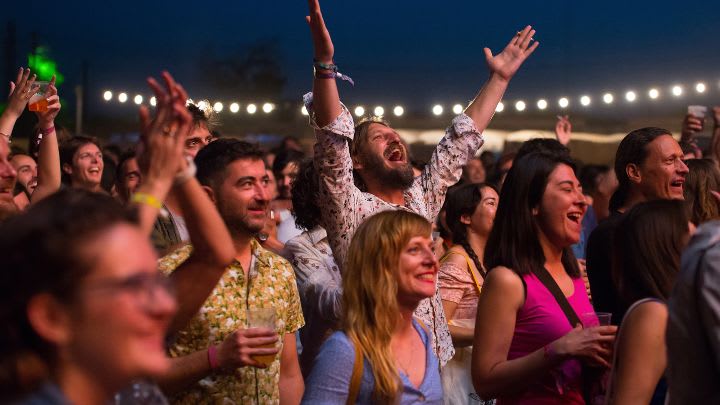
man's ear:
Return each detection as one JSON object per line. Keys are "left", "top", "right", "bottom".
{"left": 26, "top": 294, "right": 72, "bottom": 346}
{"left": 626, "top": 163, "right": 642, "bottom": 185}
{"left": 352, "top": 155, "right": 364, "bottom": 171}
{"left": 62, "top": 163, "right": 73, "bottom": 176}
{"left": 202, "top": 185, "right": 216, "bottom": 204}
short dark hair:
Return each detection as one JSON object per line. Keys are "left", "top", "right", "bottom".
{"left": 272, "top": 148, "right": 305, "bottom": 176}
{"left": 115, "top": 151, "right": 138, "bottom": 185}
{"left": 291, "top": 159, "right": 322, "bottom": 231}
{"left": 187, "top": 102, "right": 218, "bottom": 131}
{"left": 578, "top": 164, "right": 610, "bottom": 196}
{"left": 195, "top": 138, "right": 265, "bottom": 189}
{"left": 0, "top": 189, "right": 137, "bottom": 399}
{"left": 612, "top": 199, "right": 687, "bottom": 305}
{"left": 485, "top": 152, "right": 580, "bottom": 277}
{"left": 610, "top": 127, "right": 672, "bottom": 211}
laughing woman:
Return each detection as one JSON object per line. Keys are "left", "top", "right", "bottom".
{"left": 302, "top": 211, "right": 443, "bottom": 404}
{"left": 472, "top": 152, "right": 617, "bottom": 404}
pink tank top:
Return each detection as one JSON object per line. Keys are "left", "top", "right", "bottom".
{"left": 499, "top": 272, "right": 594, "bottom": 405}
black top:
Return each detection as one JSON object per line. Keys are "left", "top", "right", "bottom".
{"left": 585, "top": 210, "right": 626, "bottom": 325}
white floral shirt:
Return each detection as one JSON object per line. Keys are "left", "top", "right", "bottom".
{"left": 304, "top": 92, "right": 485, "bottom": 366}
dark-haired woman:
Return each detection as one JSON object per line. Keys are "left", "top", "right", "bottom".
{"left": 472, "top": 152, "right": 617, "bottom": 404}
{"left": 605, "top": 200, "right": 691, "bottom": 405}
{"left": 683, "top": 158, "right": 720, "bottom": 226}
{"left": 439, "top": 183, "right": 498, "bottom": 403}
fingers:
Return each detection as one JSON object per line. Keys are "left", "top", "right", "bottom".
{"left": 138, "top": 106, "right": 151, "bottom": 136}
{"left": 483, "top": 47, "right": 493, "bottom": 62}
{"left": 520, "top": 28, "right": 536, "bottom": 49}
{"left": 244, "top": 327, "right": 278, "bottom": 338}
{"left": 8, "top": 81, "right": 15, "bottom": 97}
{"left": 14, "top": 67, "right": 23, "bottom": 86}
{"left": 513, "top": 26, "right": 531, "bottom": 46}
{"left": 525, "top": 40, "right": 540, "bottom": 56}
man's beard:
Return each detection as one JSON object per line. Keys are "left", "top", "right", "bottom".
{"left": 217, "top": 199, "right": 266, "bottom": 237}
{"left": 361, "top": 149, "right": 415, "bottom": 190}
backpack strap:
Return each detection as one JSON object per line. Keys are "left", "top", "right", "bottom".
{"left": 533, "top": 266, "right": 582, "bottom": 328}
{"left": 346, "top": 336, "right": 364, "bottom": 405}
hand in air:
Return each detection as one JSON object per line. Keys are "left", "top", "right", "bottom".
{"left": 484, "top": 26, "right": 539, "bottom": 82}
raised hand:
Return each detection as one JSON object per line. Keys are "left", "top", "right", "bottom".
{"left": 34, "top": 76, "right": 60, "bottom": 128}
{"left": 555, "top": 115, "right": 572, "bottom": 146}
{"left": 6, "top": 68, "right": 38, "bottom": 118}
{"left": 681, "top": 113, "right": 704, "bottom": 142}
{"left": 306, "top": 0, "right": 334, "bottom": 63}
{"left": 137, "top": 71, "right": 189, "bottom": 187}
{"left": 484, "top": 26, "right": 539, "bottom": 82}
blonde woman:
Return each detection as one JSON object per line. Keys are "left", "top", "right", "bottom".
{"left": 302, "top": 211, "right": 443, "bottom": 404}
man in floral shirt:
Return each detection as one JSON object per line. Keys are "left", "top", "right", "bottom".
{"left": 157, "top": 139, "right": 304, "bottom": 404}
{"left": 304, "top": 0, "right": 539, "bottom": 366}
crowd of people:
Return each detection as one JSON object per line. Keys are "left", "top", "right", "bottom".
{"left": 2, "top": 1, "right": 720, "bottom": 404}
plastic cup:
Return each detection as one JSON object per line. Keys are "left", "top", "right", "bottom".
{"left": 688, "top": 105, "right": 707, "bottom": 119}
{"left": 582, "top": 311, "right": 612, "bottom": 327}
{"left": 247, "top": 307, "right": 277, "bottom": 366}
{"left": 28, "top": 81, "right": 50, "bottom": 112}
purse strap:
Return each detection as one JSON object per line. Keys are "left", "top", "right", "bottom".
{"left": 346, "top": 336, "right": 364, "bottom": 405}
{"left": 533, "top": 266, "right": 582, "bottom": 328}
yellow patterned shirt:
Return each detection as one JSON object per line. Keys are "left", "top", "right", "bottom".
{"left": 159, "top": 240, "right": 304, "bottom": 404}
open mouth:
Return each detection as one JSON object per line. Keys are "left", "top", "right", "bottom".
{"left": 385, "top": 147, "right": 404, "bottom": 162}
{"left": 416, "top": 272, "right": 436, "bottom": 283}
{"left": 88, "top": 167, "right": 101, "bottom": 175}
{"left": 670, "top": 179, "right": 684, "bottom": 190}
{"left": 567, "top": 211, "right": 583, "bottom": 225}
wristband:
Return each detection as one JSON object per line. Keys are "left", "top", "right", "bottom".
{"left": 314, "top": 71, "right": 337, "bottom": 80}
{"left": 41, "top": 125, "right": 55, "bottom": 136}
{"left": 313, "top": 59, "right": 337, "bottom": 72}
{"left": 131, "top": 192, "right": 163, "bottom": 210}
{"left": 207, "top": 345, "right": 220, "bottom": 370}
{"left": 312, "top": 60, "right": 355, "bottom": 86}
{"left": 174, "top": 156, "right": 197, "bottom": 186}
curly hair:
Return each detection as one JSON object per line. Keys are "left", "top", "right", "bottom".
{"left": 290, "top": 159, "right": 322, "bottom": 231}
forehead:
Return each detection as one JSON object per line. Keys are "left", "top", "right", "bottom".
{"left": 480, "top": 186, "right": 498, "bottom": 198}
{"left": 646, "top": 135, "right": 682, "bottom": 159}
{"left": 121, "top": 157, "right": 140, "bottom": 173}
{"left": 10, "top": 154, "right": 35, "bottom": 168}
{"left": 76, "top": 143, "right": 100, "bottom": 155}
{"left": 188, "top": 123, "right": 211, "bottom": 138}
{"left": 548, "top": 163, "right": 578, "bottom": 183}
{"left": 367, "top": 122, "right": 394, "bottom": 136}
{"left": 224, "top": 158, "right": 266, "bottom": 179}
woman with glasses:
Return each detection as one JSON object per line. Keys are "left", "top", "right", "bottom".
{"left": 0, "top": 190, "right": 177, "bottom": 404}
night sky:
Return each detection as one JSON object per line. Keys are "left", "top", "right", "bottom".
{"left": 4, "top": 0, "right": 720, "bottom": 113}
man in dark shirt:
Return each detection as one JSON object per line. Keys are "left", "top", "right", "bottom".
{"left": 586, "top": 127, "right": 688, "bottom": 324}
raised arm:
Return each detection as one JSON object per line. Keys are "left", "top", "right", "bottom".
{"left": 555, "top": 115, "right": 572, "bottom": 147}
{"left": 465, "top": 26, "right": 539, "bottom": 132}
{"left": 0, "top": 68, "right": 37, "bottom": 139}
{"left": 31, "top": 76, "right": 61, "bottom": 203}
{"left": 133, "top": 72, "right": 187, "bottom": 236}
{"left": 306, "top": 0, "right": 342, "bottom": 128}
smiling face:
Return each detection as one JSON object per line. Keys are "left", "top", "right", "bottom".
{"left": 65, "top": 143, "right": 104, "bottom": 190}
{"left": 465, "top": 186, "right": 499, "bottom": 238}
{"left": 10, "top": 154, "right": 37, "bottom": 195}
{"left": 396, "top": 234, "right": 439, "bottom": 307}
{"left": 355, "top": 123, "right": 414, "bottom": 190}
{"left": 276, "top": 160, "right": 299, "bottom": 200}
{"left": 214, "top": 158, "right": 271, "bottom": 237}
{"left": 633, "top": 135, "right": 689, "bottom": 201}
{"left": 66, "top": 223, "right": 176, "bottom": 388}
{"left": 535, "top": 164, "right": 588, "bottom": 250}
{"left": 117, "top": 157, "right": 141, "bottom": 203}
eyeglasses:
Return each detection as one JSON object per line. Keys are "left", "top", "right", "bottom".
{"left": 84, "top": 272, "right": 175, "bottom": 310}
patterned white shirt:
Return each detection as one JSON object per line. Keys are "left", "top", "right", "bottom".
{"left": 304, "top": 92, "right": 485, "bottom": 365}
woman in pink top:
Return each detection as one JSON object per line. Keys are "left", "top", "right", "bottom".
{"left": 472, "top": 151, "right": 617, "bottom": 404}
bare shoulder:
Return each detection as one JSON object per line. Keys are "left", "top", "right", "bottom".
{"left": 483, "top": 266, "right": 525, "bottom": 303}
{"left": 443, "top": 246, "right": 469, "bottom": 267}
{"left": 622, "top": 300, "right": 668, "bottom": 335}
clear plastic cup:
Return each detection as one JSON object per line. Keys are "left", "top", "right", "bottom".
{"left": 247, "top": 307, "right": 277, "bottom": 366}
{"left": 28, "top": 81, "right": 50, "bottom": 112}
{"left": 582, "top": 311, "right": 612, "bottom": 327}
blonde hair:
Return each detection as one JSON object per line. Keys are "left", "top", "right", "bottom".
{"left": 342, "top": 210, "right": 432, "bottom": 403}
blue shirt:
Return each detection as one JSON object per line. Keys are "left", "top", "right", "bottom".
{"left": 302, "top": 319, "right": 443, "bottom": 404}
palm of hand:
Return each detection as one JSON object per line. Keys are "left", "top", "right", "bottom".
{"left": 487, "top": 47, "right": 526, "bottom": 81}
